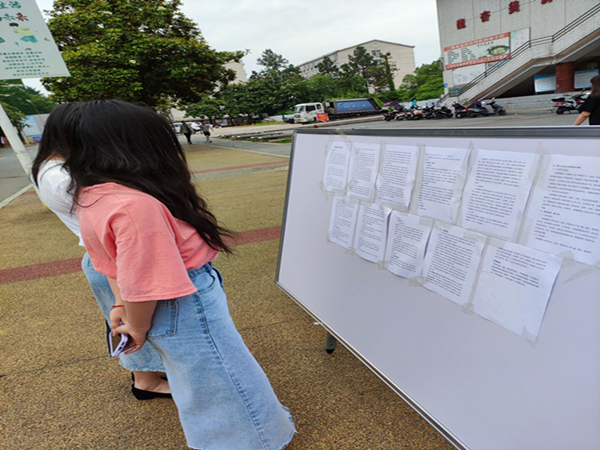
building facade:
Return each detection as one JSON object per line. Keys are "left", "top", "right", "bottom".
{"left": 297, "top": 39, "right": 416, "bottom": 93}
{"left": 436, "top": 0, "right": 600, "bottom": 102}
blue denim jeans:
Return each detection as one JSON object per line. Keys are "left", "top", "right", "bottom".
{"left": 146, "top": 263, "right": 295, "bottom": 450}
{"left": 81, "top": 253, "right": 165, "bottom": 372}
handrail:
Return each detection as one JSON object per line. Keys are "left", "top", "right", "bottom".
{"left": 452, "top": 3, "right": 600, "bottom": 99}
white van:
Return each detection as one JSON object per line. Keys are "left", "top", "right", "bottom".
{"left": 294, "top": 102, "right": 324, "bottom": 123}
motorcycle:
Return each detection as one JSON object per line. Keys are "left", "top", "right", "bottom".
{"left": 394, "top": 109, "right": 410, "bottom": 120}
{"left": 382, "top": 103, "right": 406, "bottom": 121}
{"left": 452, "top": 102, "right": 470, "bottom": 119}
{"left": 465, "top": 99, "right": 506, "bottom": 117}
{"left": 551, "top": 93, "right": 587, "bottom": 114}
{"left": 405, "top": 104, "right": 427, "bottom": 120}
{"left": 426, "top": 105, "right": 453, "bottom": 120}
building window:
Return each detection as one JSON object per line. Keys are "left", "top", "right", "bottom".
{"left": 480, "top": 10, "right": 490, "bottom": 22}
{"left": 508, "top": 1, "right": 520, "bottom": 14}
{"left": 457, "top": 18, "right": 466, "bottom": 29}
{"left": 371, "top": 50, "right": 381, "bottom": 57}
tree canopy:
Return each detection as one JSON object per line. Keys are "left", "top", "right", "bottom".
{"left": 0, "top": 81, "right": 56, "bottom": 116}
{"left": 394, "top": 60, "right": 444, "bottom": 101}
{"left": 42, "top": 0, "right": 243, "bottom": 108}
{"left": 0, "top": 81, "right": 56, "bottom": 132}
{"left": 185, "top": 48, "right": 443, "bottom": 122}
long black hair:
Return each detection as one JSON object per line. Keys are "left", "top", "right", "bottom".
{"left": 31, "top": 102, "right": 81, "bottom": 186}
{"left": 590, "top": 74, "right": 600, "bottom": 99}
{"left": 57, "top": 100, "right": 234, "bottom": 254}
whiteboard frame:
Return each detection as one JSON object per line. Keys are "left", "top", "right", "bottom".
{"left": 276, "top": 126, "right": 600, "bottom": 450}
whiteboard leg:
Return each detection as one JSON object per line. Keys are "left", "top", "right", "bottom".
{"left": 325, "top": 332, "right": 337, "bottom": 354}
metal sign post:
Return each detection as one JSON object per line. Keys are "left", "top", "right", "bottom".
{"left": 0, "top": 0, "right": 69, "bottom": 204}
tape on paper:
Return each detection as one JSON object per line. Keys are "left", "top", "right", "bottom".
{"left": 564, "top": 265, "right": 598, "bottom": 283}
{"left": 461, "top": 302, "right": 475, "bottom": 315}
{"left": 520, "top": 326, "right": 538, "bottom": 344}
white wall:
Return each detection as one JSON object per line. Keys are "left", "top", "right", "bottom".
{"left": 437, "top": 0, "right": 598, "bottom": 47}
{"left": 437, "top": 0, "right": 599, "bottom": 93}
{"left": 298, "top": 40, "right": 416, "bottom": 93}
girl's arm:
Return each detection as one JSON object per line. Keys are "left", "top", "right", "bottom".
{"left": 108, "top": 277, "right": 126, "bottom": 331}
{"left": 573, "top": 111, "right": 591, "bottom": 126}
{"left": 108, "top": 277, "right": 157, "bottom": 354}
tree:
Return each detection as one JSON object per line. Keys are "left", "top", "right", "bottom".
{"left": 256, "top": 49, "right": 289, "bottom": 72}
{"left": 245, "top": 49, "right": 307, "bottom": 116}
{"left": 344, "top": 46, "right": 378, "bottom": 92}
{"left": 0, "top": 101, "right": 26, "bottom": 132}
{"left": 0, "top": 81, "right": 56, "bottom": 115}
{"left": 305, "top": 74, "right": 340, "bottom": 102}
{"left": 43, "top": 0, "right": 243, "bottom": 109}
{"left": 23, "top": 86, "right": 57, "bottom": 114}
{"left": 316, "top": 56, "right": 340, "bottom": 77}
{"left": 395, "top": 59, "right": 444, "bottom": 101}
{"left": 185, "top": 96, "right": 225, "bottom": 121}
{"left": 382, "top": 54, "right": 396, "bottom": 93}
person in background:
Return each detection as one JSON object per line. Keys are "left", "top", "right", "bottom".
{"left": 180, "top": 120, "right": 193, "bottom": 144}
{"left": 52, "top": 100, "right": 295, "bottom": 450}
{"left": 574, "top": 74, "right": 600, "bottom": 126}
{"left": 200, "top": 120, "right": 212, "bottom": 143}
{"left": 31, "top": 103, "right": 171, "bottom": 401}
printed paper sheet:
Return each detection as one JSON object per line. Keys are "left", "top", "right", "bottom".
{"left": 417, "top": 146, "right": 469, "bottom": 223}
{"left": 473, "top": 239, "right": 562, "bottom": 341}
{"left": 461, "top": 150, "right": 538, "bottom": 239}
{"left": 422, "top": 225, "right": 486, "bottom": 305}
{"left": 525, "top": 155, "right": 600, "bottom": 266}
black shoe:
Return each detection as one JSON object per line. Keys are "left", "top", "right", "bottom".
{"left": 131, "top": 373, "right": 171, "bottom": 400}
{"left": 131, "top": 384, "right": 172, "bottom": 400}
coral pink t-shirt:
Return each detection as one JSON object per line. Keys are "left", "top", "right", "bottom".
{"left": 77, "top": 183, "right": 218, "bottom": 302}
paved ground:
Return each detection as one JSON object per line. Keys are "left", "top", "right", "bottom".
{"left": 1, "top": 142, "right": 455, "bottom": 449}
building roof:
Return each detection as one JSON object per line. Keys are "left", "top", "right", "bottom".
{"left": 297, "top": 39, "right": 415, "bottom": 67}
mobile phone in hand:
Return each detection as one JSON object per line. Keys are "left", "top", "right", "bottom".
{"left": 106, "top": 323, "right": 129, "bottom": 357}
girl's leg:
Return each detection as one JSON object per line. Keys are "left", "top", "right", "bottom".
{"left": 147, "top": 265, "right": 295, "bottom": 450}
{"left": 131, "top": 371, "right": 169, "bottom": 393}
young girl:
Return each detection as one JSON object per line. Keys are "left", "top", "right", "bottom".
{"left": 52, "top": 100, "right": 295, "bottom": 450}
{"left": 31, "top": 103, "right": 171, "bottom": 400}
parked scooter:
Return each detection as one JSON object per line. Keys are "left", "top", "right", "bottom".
{"left": 551, "top": 92, "right": 588, "bottom": 114}
{"left": 452, "top": 102, "right": 471, "bottom": 119}
{"left": 426, "top": 105, "right": 453, "bottom": 120}
{"left": 394, "top": 109, "right": 410, "bottom": 120}
{"left": 405, "top": 107, "right": 426, "bottom": 120}
{"left": 465, "top": 98, "right": 507, "bottom": 117}
{"left": 382, "top": 103, "right": 407, "bottom": 121}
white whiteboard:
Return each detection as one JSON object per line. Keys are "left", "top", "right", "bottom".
{"left": 276, "top": 127, "right": 600, "bottom": 450}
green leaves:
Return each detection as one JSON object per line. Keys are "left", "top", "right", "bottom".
{"left": 42, "top": 0, "right": 238, "bottom": 107}
{"left": 183, "top": 45, "right": 445, "bottom": 121}
{"left": 0, "top": 100, "right": 26, "bottom": 131}
{"left": 0, "top": 80, "right": 56, "bottom": 124}
{"left": 396, "top": 59, "right": 444, "bottom": 101}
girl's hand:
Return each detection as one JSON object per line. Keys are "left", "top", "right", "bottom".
{"left": 109, "top": 306, "right": 126, "bottom": 333}
{"left": 114, "top": 321, "right": 150, "bottom": 354}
